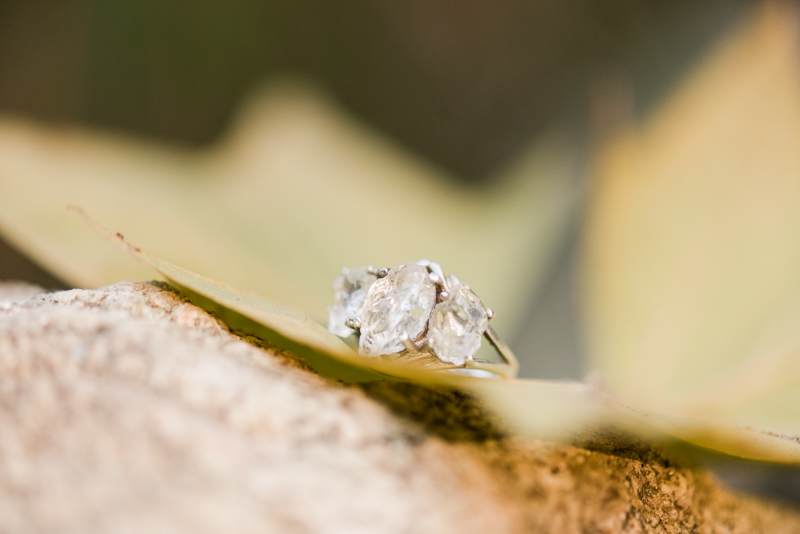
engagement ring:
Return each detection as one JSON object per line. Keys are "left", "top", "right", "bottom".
{"left": 328, "top": 260, "right": 519, "bottom": 378}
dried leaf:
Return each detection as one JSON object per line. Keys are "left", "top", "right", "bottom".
{"left": 584, "top": 3, "right": 800, "bottom": 449}
{"left": 0, "top": 80, "right": 581, "bottom": 338}
{"left": 81, "top": 208, "right": 800, "bottom": 462}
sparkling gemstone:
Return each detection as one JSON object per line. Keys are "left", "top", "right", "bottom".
{"left": 428, "top": 283, "right": 489, "bottom": 365}
{"left": 359, "top": 263, "right": 436, "bottom": 356}
{"left": 327, "top": 266, "right": 377, "bottom": 337}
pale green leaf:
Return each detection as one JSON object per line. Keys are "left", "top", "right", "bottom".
{"left": 583, "top": 4, "right": 800, "bottom": 444}
{"left": 83, "top": 208, "right": 800, "bottom": 462}
{"left": 0, "top": 80, "right": 581, "bottom": 338}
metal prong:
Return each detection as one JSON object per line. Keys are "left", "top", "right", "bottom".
{"left": 344, "top": 317, "right": 361, "bottom": 330}
{"left": 486, "top": 308, "right": 495, "bottom": 320}
{"left": 438, "top": 290, "right": 449, "bottom": 300}
{"left": 399, "top": 332, "right": 417, "bottom": 353}
{"left": 378, "top": 267, "right": 389, "bottom": 278}
{"left": 483, "top": 325, "right": 520, "bottom": 376}
{"left": 419, "top": 260, "right": 445, "bottom": 279}
{"left": 428, "top": 272, "right": 441, "bottom": 285}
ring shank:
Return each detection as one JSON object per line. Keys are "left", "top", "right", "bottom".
{"left": 463, "top": 325, "right": 519, "bottom": 378}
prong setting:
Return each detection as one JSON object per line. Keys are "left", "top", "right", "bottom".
{"left": 344, "top": 317, "right": 361, "bottom": 331}
{"left": 399, "top": 332, "right": 418, "bottom": 353}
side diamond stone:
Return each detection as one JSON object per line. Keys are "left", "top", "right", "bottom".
{"left": 428, "top": 283, "right": 489, "bottom": 365}
{"left": 359, "top": 263, "right": 436, "bottom": 356}
{"left": 327, "top": 267, "right": 377, "bottom": 337}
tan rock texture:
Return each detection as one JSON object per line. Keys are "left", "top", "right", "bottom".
{"left": 0, "top": 280, "right": 798, "bottom": 533}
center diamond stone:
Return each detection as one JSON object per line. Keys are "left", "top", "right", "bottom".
{"left": 359, "top": 263, "right": 436, "bottom": 356}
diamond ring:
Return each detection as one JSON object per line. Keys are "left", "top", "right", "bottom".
{"left": 327, "top": 260, "right": 519, "bottom": 378}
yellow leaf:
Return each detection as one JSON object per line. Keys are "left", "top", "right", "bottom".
{"left": 584, "top": 3, "right": 800, "bottom": 442}
{"left": 0, "top": 80, "right": 581, "bottom": 338}
{"left": 82, "top": 207, "right": 800, "bottom": 462}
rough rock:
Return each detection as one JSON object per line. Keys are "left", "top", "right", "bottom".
{"left": 0, "top": 281, "right": 45, "bottom": 302}
{"left": 0, "top": 280, "right": 798, "bottom": 533}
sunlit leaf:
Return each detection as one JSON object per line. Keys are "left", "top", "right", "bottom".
{"left": 0, "top": 80, "right": 581, "bottom": 338}
{"left": 83, "top": 208, "right": 800, "bottom": 462}
{"left": 584, "top": 3, "right": 800, "bottom": 441}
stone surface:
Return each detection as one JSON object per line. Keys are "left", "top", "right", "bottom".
{"left": 428, "top": 283, "right": 489, "bottom": 365}
{"left": 327, "top": 266, "right": 377, "bottom": 337}
{"left": 359, "top": 263, "right": 436, "bottom": 356}
{"left": 0, "top": 280, "right": 799, "bottom": 533}
{"left": 0, "top": 281, "right": 44, "bottom": 302}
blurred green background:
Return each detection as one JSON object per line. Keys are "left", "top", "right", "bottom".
{"left": 0, "top": 0, "right": 749, "bottom": 177}
{"left": 0, "top": 0, "right": 752, "bottom": 376}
